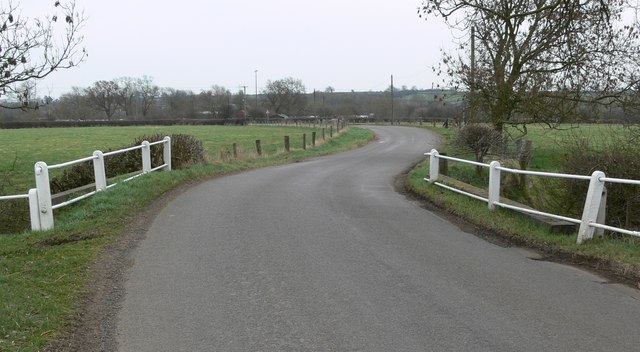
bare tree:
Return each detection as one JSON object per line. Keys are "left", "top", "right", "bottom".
{"left": 420, "top": 0, "right": 640, "bottom": 132}
{"left": 115, "top": 77, "right": 136, "bottom": 118}
{"left": 212, "top": 85, "right": 232, "bottom": 118}
{"left": 54, "top": 86, "right": 93, "bottom": 120}
{"left": 162, "top": 88, "right": 198, "bottom": 118}
{"left": 0, "top": 1, "right": 85, "bottom": 108}
{"left": 85, "top": 80, "right": 120, "bottom": 120}
{"left": 264, "top": 77, "right": 307, "bottom": 115}
{"left": 135, "top": 76, "right": 160, "bottom": 118}
{"left": 199, "top": 85, "right": 231, "bottom": 118}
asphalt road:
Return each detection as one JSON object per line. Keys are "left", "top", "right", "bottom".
{"left": 116, "top": 126, "right": 640, "bottom": 352}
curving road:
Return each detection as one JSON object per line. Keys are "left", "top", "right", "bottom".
{"left": 116, "top": 126, "right": 640, "bottom": 352}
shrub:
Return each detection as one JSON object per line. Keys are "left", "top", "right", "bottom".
{"left": 0, "top": 156, "right": 29, "bottom": 234}
{"left": 133, "top": 133, "right": 205, "bottom": 170}
{"left": 456, "top": 124, "right": 503, "bottom": 162}
{"left": 50, "top": 133, "right": 205, "bottom": 194}
{"left": 545, "top": 130, "right": 640, "bottom": 231}
{"left": 455, "top": 124, "right": 503, "bottom": 175}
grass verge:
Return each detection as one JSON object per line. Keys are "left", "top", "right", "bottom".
{"left": 0, "top": 126, "right": 374, "bottom": 352}
{"left": 404, "top": 126, "right": 640, "bottom": 288}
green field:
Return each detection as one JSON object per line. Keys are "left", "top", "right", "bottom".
{"left": 0, "top": 124, "right": 336, "bottom": 194}
{"left": 422, "top": 123, "right": 627, "bottom": 171}
{"left": 0, "top": 124, "right": 374, "bottom": 351}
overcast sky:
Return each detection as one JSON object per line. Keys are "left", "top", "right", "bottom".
{"left": 26, "top": 0, "right": 455, "bottom": 97}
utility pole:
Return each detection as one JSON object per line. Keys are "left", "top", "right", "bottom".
{"left": 391, "top": 74, "right": 394, "bottom": 125}
{"left": 254, "top": 70, "right": 258, "bottom": 114}
{"left": 470, "top": 26, "right": 476, "bottom": 88}
{"left": 469, "top": 26, "right": 476, "bottom": 122}
{"left": 240, "top": 85, "right": 248, "bottom": 120}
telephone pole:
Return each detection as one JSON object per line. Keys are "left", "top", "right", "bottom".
{"left": 391, "top": 74, "right": 394, "bottom": 125}
{"left": 254, "top": 70, "right": 258, "bottom": 113}
{"left": 469, "top": 26, "right": 476, "bottom": 122}
{"left": 240, "top": 85, "right": 248, "bottom": 120}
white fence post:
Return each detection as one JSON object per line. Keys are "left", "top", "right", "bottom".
{"left": 163, "top": 136, "right": 172, "bottom": 171}
{"left": 28, "top": 188, "right": 41, "bottom": 231}
{"left": 595, "top": 186, "right": 607, "bottom": 238}
{"left": 488, "top": 161, "right": 501, "bottom": 210}
{"left": 429, "top": 149, "right": 439, "bottom": 183}
{"left": 93, "top": 150, "right": 107, "bottom": 191}
{"left": 577, "top": 170, "right": 606, "bottom": 244}
{"left": 34, "top": 161, "right": 54, "bottom": 230}
{"left": 141, "top": 141, "right": 151, "bottom": 173}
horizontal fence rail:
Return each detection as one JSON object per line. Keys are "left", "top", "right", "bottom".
{"left": 0, "top": 137, "right": 172, "bottom": 232}
{"left": 424, "top": 148, "right": 640, "bottom": 244}
{"left": 0, "top": 193, "right": 29, "bottom": 201}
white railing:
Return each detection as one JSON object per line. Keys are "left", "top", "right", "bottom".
{"left": 3, "top": 137, "right": 171, "bottom": 232}
{"left": 424, "top": 148, "right": 639, "bottom": 244}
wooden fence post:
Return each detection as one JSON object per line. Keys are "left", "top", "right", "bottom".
{"left": 302, "top": 134, "right": 307, "bottom": 150}
{"left": 284, "top": 136, "right": 290, "bottom": 152}
{"left": 518, "top": 139, "right": 533, "bottom": 191}
{"left": 312, "top": 131, "right": 316, "bottom": 147}
{"left": 232, "top": 143, "right": 238, "bottom": 158}
{"left": 322, "top": 128, "right": 326, "bottom": 141}
{"left": 255, "top": 140, "right": 262, "bottom": 156}
{"left": 439, "top": 152, "right": 448, "bottom": 176}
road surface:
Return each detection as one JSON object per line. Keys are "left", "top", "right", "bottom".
{"left": 116, "top": 126, "right": 640, "bottom": 351}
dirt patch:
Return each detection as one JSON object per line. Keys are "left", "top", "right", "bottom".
{"left": 35, "top": 232, "right": 102, "bottom": 247}
{"left": 395, "top": 162, "right": 640, "bottom": 290}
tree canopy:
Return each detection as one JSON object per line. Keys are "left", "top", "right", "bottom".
{"left": 420, "top": 0, "right": 640, "bottom": 131}
{"left": 263, "top": 77, "right": 307, "bottom": 115}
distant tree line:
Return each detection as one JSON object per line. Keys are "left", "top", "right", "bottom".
{"left": 0, "top": 76, "right": 465, "bottom": 122}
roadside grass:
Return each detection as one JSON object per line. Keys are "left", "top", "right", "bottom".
{"left": 0, "top": 126, "right": 374, "bottom": 352}
{"left": 406, "top": 124, "right": 640, "bottom": 280}
{"left": 0, "top": 124, "right": 337, "bottom": 194}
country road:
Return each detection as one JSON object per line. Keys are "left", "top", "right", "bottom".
{"left": 116, "top": 126, "right": 640, "bottom": 352}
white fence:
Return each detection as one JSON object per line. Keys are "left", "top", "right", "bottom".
{"left": 0, "top": 137, "right": 171, "bottom": 232}
{"left": 424, "top": 149, "right": 640, "bottom": 244}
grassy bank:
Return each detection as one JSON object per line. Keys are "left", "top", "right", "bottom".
{"left": 405, "top": 124, "right": 640, "bottom": 283}
{"left": 0, "top": 126, "right": 374, "bottom": 351}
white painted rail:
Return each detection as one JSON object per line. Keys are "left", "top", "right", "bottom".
{"left": 1, "top": 137, "right": 171, "bottom": 231}
{"left": 424, "top": 149, "right": 640, "bottom": 244}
